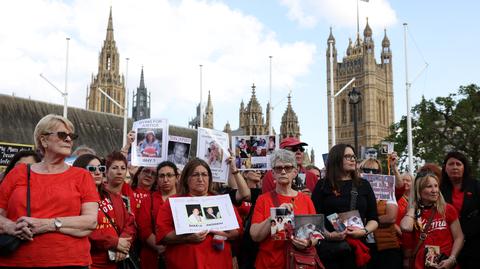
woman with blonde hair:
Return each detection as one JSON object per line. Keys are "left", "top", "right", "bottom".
{"left": 400, "top": 172, "right": 464, "bottom": 269}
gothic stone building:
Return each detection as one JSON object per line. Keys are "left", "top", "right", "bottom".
{"left": 327, "top": 20, "right": 394, "bottom": 150}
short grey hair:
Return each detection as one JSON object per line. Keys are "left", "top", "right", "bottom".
{"left": 34, "top": 114, "right": 75, "bottom": 154}
{"left": 270, "top": 149, "right": 297, "bottom": 168}
{"left": 73, "top": 145, "right": 96, "bottom": 156}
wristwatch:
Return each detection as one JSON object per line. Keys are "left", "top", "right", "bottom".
{"left": 362, "top": 227, "right": 370, "bottom": 236}
{"left": 54, "top": 218, "right": 63, "bottom": 231}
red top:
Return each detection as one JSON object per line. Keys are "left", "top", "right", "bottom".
{"left": 261, "top": 168, "right": 318, "bottom": 194}
{"left": 414, "top": 204, "right": 459, "bottom": 269}
{"left": 136, "top": 192, "right": 166, "bottom": 269}
{"left": 156, "top": 194, "right": 243, "bottom": 269}
{"left": 90, "top": 190, "right": 137, "bottom": 269}
{"left": 251, "top": 192, "right": 316, "bottom": 269}
{"left": 121, "top": 183, "right": 139, "bottom": 216}
{"left": 396, "top": 195, "right": 414, "bottom": 249}
{"left": 132, "top": 187, "right": 151, "bottom": 217}
{"left": 451, "top": 187, "right": 464, "bottom": 215}
{"left": 0, "top": 164, "right": 99, "bottom": 267}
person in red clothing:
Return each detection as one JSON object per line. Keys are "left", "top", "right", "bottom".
{"left": 89, "top": 151, "right": 137, "bottom": 269}
{"left": 400, "top": 172, "right": 464, "bottom": 269}
{"left": 137, "top": 161, "right": 179, "bottom": 269}
{"left": 131, "top": 166, "right": 158, "bottom": 214}
{"left": 0, "top": 114, "right": 99, "bottom": 268}
{"left": 73, "top": 153, "right": 106, "bottom": 187}
{"left": 156, "top": 158, "right": 242, "bottom": 269}
{"left": 250, "top": 149, "right": 318, "bottom": 269}
{"left": 262, "top": 137, "right": 318, "bottom": 195}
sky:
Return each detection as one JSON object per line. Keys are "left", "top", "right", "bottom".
{"left": 1, "top": 0, "right": 479, "bottom": 168}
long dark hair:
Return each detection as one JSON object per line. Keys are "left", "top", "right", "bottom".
{"left": 72, "top": 153, "right": 104, "bottom": 194}
{"left": 325, "top": 144, "right": 361, "bottom": 191}
{"left": 3, "top": 150, "right": 41, "bottom": 178}
{"left": 178, "top": 158, "right": 213, "bottom": 195}
{"left": 441, "top": 151, "right": 471, "bottom": 192}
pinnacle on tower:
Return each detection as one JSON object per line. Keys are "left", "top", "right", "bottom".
{"left": 382, "top": 29, "right": 390, "bottom": 47}
{"left": 363, "top": 17, "right": 372, "bottom": 38}
{"left": 106, "top": 7, "right": 114, "bottom": 41}
{"left": 139, "top": 66, "right": 145, "bottom": 89}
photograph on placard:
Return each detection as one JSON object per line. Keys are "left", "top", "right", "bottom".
{"left": 131, "top": 119, "right": 169, "bottom": 167}
{"left": 294, "top": 214, "right": 325, "bottom": 240}
{"left": 167, "top": 135, "right": 191, "bottom": 169}
{"left": 196, "top": 127, "right": 229, "bottom": 183}
{"left": 231, "top": 135, "right": 278, "bottom": 171}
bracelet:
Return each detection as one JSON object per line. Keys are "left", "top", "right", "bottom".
{"left": 363, "top": 227, "right": 369, "bottom": 236}
{"left": 231, "top": 170, "right": 240, "bottom": 175}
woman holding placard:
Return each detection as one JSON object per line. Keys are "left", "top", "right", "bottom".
{"left": 155, "top": 158, "right": 241, "bottom": 269}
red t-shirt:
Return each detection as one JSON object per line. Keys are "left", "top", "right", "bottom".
{"left": 251, "top": 192, "right": 316, "bottom": 269}
{"left": 137, "top": 192, "right": 167, "bottom": 269}
{"left": 0, "top": 164, "right": 99, "bottom": 267}
{"left": 121, "top": 183, "right": 139, "bottom": 216}
{"left": 261, "top": 167, "right": 318, "bottom": 194}
{"left": 132, "top": 187, "right": 151, "bottom": 216}
{"left": 451, "top": 187, "right": 464, "bottom": 215}
{"left": 90, "top": 191, "right": 137, "bottom": 269}
{"left": 396, "top": 195, "right": 414, "bottom": 249}
{"left": 414, "top": 204, "right": 459, "bottom": 269}
{"left": 155, "top": 194, "right": 243, "bottom": 269}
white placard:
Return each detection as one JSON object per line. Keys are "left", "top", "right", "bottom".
{"left": 196, "top": 127, "right": 230, "bottom": 183}
{"left": 380, "top": 141, "right": 395, "bottom": 155}
{"left": 361, "top": 173, "right": 396, "bottom": 201}
{"left": 131, "top": 119, "right": 169, "bottom": 167}
{"left": 169, "top": 194, "right": 239, "bottom": 235}
{"left": 231, "top": 135, "right": 278, "bottom": 171}
{"left": 167, "top": 135, "right": 192, "bottom": 170}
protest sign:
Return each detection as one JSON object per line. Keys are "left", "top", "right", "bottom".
{"left": 169, "top": 194, "right": 239, "bottom": 235}
{"left": 196, "top": 127, "right": 229, "bottom": 183}
{"left": 231, "top": 135, "right": 278, "bottom": 171}
{"left": 361, "top": 173, "right": 395, "bottom": 201}
{"left": 0, "top": 142, "right": 34, "bottom": 172}
{"left": 380, "top": 141, "right": 395, "bottom": 155}
{"left": 167, "top": 135, "right": 191, "bottom": 170}
{"left": 131, "top": 119, "right": 168, "bottom": 167}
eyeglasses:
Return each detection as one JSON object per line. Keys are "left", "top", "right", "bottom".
{"left": 273, "top": 165, "right": 295, "bottom": 173}
{"left": 44, "top": 131, "right": 79, "bottom": 140}
{"left": 142, "top": 169, "right": 157, "bottom": 177}
{"left": 361, "top": 168, "right": 379, "bottom": 174}
{"left": 343, "top": 154, "right": 357, "bottom": 161}
{"left": 86, "top": 165, "right": 106, "bottom": 173}
{"left": 191, "top": 172, "right": 209, "bottom": 179}
{"left": 158, "top": 173, "right": 176, "bottom": 179}
{"left": 285, "top": 146, "right": 305, "bottom": 153}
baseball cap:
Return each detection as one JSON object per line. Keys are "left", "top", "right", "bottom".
{"left": 280, "top": 137, "right": 308, "bottom": 149}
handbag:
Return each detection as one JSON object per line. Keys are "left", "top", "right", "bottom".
{"left": 0, "top": 164, "right": 31, "bottom": 256}
{"left": 316, "top": 184, "right": 358, "bottom": 260}
{"left": 101, "top": 197, "right": 140, "bottom": 269}
{"left": 269, "top": 191, "right": 325, "bottom": 269}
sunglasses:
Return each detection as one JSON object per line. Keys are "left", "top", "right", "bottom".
{"left": 273, "top": 165, "right": 295, "bottom": 173}
{"left": 44, "top": 131, "right": 79, "bottom": 141}
{"left": 285, "top": 146, "right": 305, "bottom": 153}
{"left": 361, "top": 168, "right": 379, "bottom": 174}
{"left": 86, "top": 165, "right": 106, "bottom": 173}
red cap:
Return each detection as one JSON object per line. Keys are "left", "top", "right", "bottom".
{"left": 280, "top": 137, "right": 308, "bottom": 149}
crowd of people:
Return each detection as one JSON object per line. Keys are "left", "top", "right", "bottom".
{"left": 0, "top": 114, "right": 478, "bottom": 269}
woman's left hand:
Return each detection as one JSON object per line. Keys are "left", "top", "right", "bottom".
{"left": 17, "top": 217, "right": 54, "bottom": 235}
{"left": 291, "top": 236, "right": 311, "bottom": 249}
{"left": 345, "top": 227, "right": 366, "bottom": 239}
{"left": 115, "top": 251, "right": 127, "bottom": 262}
{"left": 436, "top": 257, "right": 456, "bottom": 269}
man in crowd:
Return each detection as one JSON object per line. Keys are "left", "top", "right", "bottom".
{"left": 261, "top": 137, "right": 319, "bottom": 195}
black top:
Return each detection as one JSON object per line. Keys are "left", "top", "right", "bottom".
{"left": 228, "top": 187, "right": 262, "bottom": 206}
{"left": 311, "top": 178, "right": 378, "bottom": 232}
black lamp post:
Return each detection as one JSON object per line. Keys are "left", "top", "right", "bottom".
{"left": 348, "top": 87, "right": 361, "bottom": 154}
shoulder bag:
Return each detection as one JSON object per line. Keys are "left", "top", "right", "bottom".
{"left": 269, "top": 191, "right": 325, "bottom": 269}
{"left": 0, "top": 164, "right": 31, "bottom": 256}
{"left": 101, "top": 197, "right": 140, "bottom": 269}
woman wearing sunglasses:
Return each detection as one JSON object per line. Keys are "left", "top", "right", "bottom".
{"left": 137, "top": 161, "right": 179, "bottom": 269}
{"left": 73, "top": 154, "right": 106, "bottom": 187}
{"left": 0, "top": 114, "right": 99, "bottom": 268}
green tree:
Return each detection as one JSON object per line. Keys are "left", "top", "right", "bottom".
{"left": 385, "top": 84, "right": 480, "bottom": 177}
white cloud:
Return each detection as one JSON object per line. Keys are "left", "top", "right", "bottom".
{"left": 0, "top": 0, "right": 316, "bottom": 129}
{"left": 280, "top": 0, "right": 397, "bottom": 30}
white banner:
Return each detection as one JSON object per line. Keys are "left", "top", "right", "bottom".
{"left": 169, "top": 194, "right": 239, "bottom": 235}
{"left": 196, "top": 127, "right": 230, "bottom": 183}
{"left": 362, "top": 173, "right": 396, "bottom": 201}
{"left": 131, "top": 118, "right": 169, "bottom": 167}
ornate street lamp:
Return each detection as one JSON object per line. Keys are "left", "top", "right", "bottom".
{"left": 348, "top": 87, "right": 361, "bottom": 154}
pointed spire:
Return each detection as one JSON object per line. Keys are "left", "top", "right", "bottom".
{"left": 206, "top": 90, "right": 213, "bottom": 110}
{"left": 363, "top": 17, "right": 372, "bottom": 38}
{"left": 327, "top": 26, "right": 335, "bottom": 43}
{"left": 287, "top": 93, "right": 292, "bottom": 107}
{"left": 347, "top": 38, "right": 353, "bottom": 56}
{"left": 382, "top": 28, "right": 390, "bottom": 47}
{"left": 139, "top": 66, "right": 145, "bottom": 89}
{"left": 106, "top": 7, "right": 114, "bottom": 41}
{"left": 251, "top": 83, "right": 256, "bottom": 97}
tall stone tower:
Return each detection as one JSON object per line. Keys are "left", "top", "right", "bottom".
{"left": 132, "top": 67, "right": 151, "bottom": 121}
{"left": 327, "top": 20, "right": 394, "bottom": 150}
{"left": 280, "top": 93, "right": 301, "bottom": 139}
{"left": 203, "top": 91, "right": 214, "bottom": 129}
{"left": 239, "top": 84, "right": 268, "bottom": 135}
{"left": 87, "top": 8, "right": 125, "bottom": 116}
